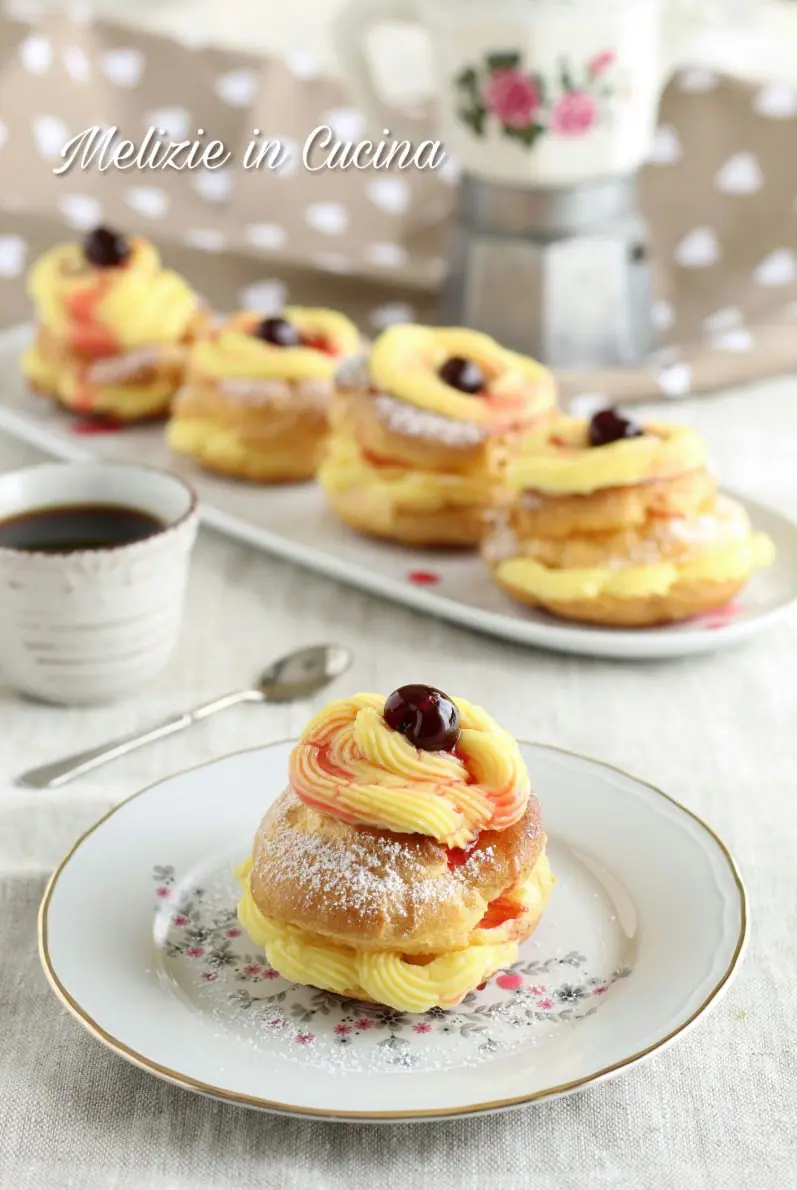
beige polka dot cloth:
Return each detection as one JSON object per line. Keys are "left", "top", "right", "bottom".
{"left": 1, "top": 10, "right": 797, "bottom": 408}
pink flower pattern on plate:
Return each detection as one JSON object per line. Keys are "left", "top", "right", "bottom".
{"left": 152, "top": 864, "right": 631, "bottom": 1068}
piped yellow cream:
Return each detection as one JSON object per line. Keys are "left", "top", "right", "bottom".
{"left": 236, "top": 857, "right": 554, "bottom": 1013}
{"left": 507, "top": 417, "right": 706, "bottom": 496}
{"left": 318, "top": 434, "right": 497, "bottom": 512}
{"left": 496, "top": 532, "right": 776, "bottom": 602}
{"left": 288, "top": 692, "right": 529, "bottom": 846}
{"left": 28, "top": 238, "right": 199, "bottom": 350}
{"left": 191, "top": 308, "right": 360, "bottom": 383}
{"left": 367, "top": 324, "right": 556, "bottom": 428}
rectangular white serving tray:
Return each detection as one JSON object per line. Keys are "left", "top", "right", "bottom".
{"left": 1, "top": 324, "right": 794, "bottom": 660}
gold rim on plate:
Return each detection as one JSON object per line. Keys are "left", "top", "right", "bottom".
{"left": 37, "top": 740, "right": 748, "bottom": 1121}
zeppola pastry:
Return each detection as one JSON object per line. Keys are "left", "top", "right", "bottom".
{"left": 318, "top": 324, "right": 557, "bottom": 547}
{"left": 23, "top": 226, "right": 206, "bottom": 422}
{"left": 237, "top": 684, "right": 554, "bottom": 1012}
{"left": 166, "top": 308, "right": 361, "bottom": 482}
{"left": 483, "top": 407, "right": 776, "bottom": 627}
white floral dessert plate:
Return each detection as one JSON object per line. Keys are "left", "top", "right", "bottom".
{"left": 39, "top": 741, "right": 746, "bottom": 1121}
{"left": 2, "top": 324, "right": 795, "bottom": 661}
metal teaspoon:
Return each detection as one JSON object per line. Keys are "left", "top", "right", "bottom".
{"left": 16, "top": 643, "right": 353, "bottom": 790}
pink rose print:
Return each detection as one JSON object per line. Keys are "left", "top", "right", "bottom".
{"left": 592, "top": 985, "right": 609, "bottom": 995}
{"left": 186, "top": 947, "right": 205, "bottom": 958}
{"left": 413, "top": 1022, "right": 432, "bottom": 1034}
{"left": 529, "top": 984, "right": 546, "bottom": 996}
{"left": 242, "top": 963, "right": 262, "bottom": 976}
{"left": 225, "top": 928, "right": 242, "bottom": 938}
{"left": 172, "top": 914, "right": 188, "bottom": 926}
{"left": 550, "top": 91, "right": 597, "bottom": 136}
{"left": 355, "top": 1017, "right": 374, "bottom": 1030}
{"left": 201, "top": 971, "right": 218, "bottom": 982}
{"left": 456, "top": 50, "right": 615, "bottom": 148}
{"left": 262, "top": 967, "right": 280, "bottom": 980}
{"left": 295, "top": 1032, "right": 314, "bottom": 1045}
{"left": 334, "top": 1024, "right": 352, "bottom": 1036}
{"left": 155, "top": 887, "right": 171, "bottom": 899}
{"left": 536, "top": 997, "right": 555, "bottom": 1010}
{"left": 483, "top": 69, "right": 541, "bottom": 128}
{"left": 588, "top": 50, "right": 616, "bottom": 78}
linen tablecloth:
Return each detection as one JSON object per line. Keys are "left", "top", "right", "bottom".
{"left": 1, "top": 379, "right": 796, "bottom": 1189}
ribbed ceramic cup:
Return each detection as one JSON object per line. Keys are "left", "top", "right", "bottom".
{"left": 0, "top": 462, "right": 198, "bottom": 704}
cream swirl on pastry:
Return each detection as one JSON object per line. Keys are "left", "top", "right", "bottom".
{"left": 27, "top": 234, "right": 200, "bottom": 355}
{"left": 369, "top": 325, "right": 555, "bottom": 430}
{"left": 191, "top": 308, "right": 361, "bottom": 384}
{"left": 288, "top": 689, "right": 530, "bottom": 848}
{"left": 506, "top": 416, "right": 707, "bottom": 496}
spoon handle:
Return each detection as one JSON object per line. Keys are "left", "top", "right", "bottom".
{"left": 16, "top": 689, "right": 260, "bottom": 790}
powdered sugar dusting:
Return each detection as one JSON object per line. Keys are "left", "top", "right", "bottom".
{"left": 374, "top": 393, "right": 487, "bottom": 449}
{"left": 482, "top": 513, "right": 520, "bottom": 564}
{"left": 254, "top": 794, "right": 449, "bottom": 923}
{"left": 211, "top": 376, "right": 333, "bottom": 407}
{"left": 86, "top": 347, "right": 161, "bottom": 384}
{"left": 665, "top": 497, "right": 748, "bottom": 548}
{"left": 335, "top": 352, "right": 370, "bottom": 390}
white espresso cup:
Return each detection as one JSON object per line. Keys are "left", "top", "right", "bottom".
{"left": 0, "top": 461, "right": 198, "bottom": 704}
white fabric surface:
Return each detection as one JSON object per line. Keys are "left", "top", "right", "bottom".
{"left": 1, "top": 378, "right": 796, "bottom": 1189}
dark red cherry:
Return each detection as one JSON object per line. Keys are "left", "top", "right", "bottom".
{"left": 588, "top": 407, "right": 645, "bottom": 447}
{"left": 383, "top": 684, "right": 461, "bottom": 752}
{"left": 83, "top": 226, "right": 131, "bottom": 268}
{"left": 438, "top": 356, "right": 484, "bottom": 394}
{"left": 253, "top": 316, "right": 302, "bottom": 347}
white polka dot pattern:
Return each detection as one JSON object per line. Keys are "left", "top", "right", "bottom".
{"left": 0, "top": 235, "right": 28, "bottom": 278}
{"left": 56, "top": 194, "right": 103, "bottom": 230}
{"left": 305, "top": 203, "right": 348, "bottom": 236}
{"left": 675, "top": 228, "right": 721, "bottom": 269}
{"left": 100, "top": 48, "right": 144, "bottom": 88}
{"left": 237, "top": 280, "right": 288, "bottom": 313}
{"left": 124, "top": 187, "right": 170, "bottom": 219}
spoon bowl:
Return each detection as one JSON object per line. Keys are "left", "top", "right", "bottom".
{"left": 257, "top": 644, "right": 353, "bottom": 702}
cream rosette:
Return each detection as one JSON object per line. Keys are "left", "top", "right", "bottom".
{"left": 191, "top": 308, "right": 361, "bottom": 384}
{"left": 508, "top": 417, "right": 707, "bottom": 496}
{"left": 368, "top": 324, "right": 556, "bottom": 430}
{"left": 288, "top": 693, "right": 530, "bottom": 848}
{"left": 27, "top": 237, "right": 199, "bottom": 352}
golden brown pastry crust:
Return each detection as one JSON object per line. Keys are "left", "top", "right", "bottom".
{"left": 249, "top": 789, "right": 545, "bottom": 956}
{"left": 511, "top": 468, "right": 717, "bottom": 540}
{"left": 334, "top": 385, "right": 514, "bottom": 475}
{"left": 167, "top": 373, "right": 330, "bottom": 482}
{"left": 323, "top": 486, "right": 488, "bottom": 548}
{"left": 319, "top": 388, "right": 556, "bottom": 548}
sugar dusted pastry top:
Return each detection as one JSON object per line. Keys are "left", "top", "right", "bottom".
{"left": 507, "top": 412, "right": 707, "bottom": 496}
{"left": 243, "top": 790, "right": 545, "bottom": 955}
{"left": 344, "top": 324, "right": 555, "bottom": 433}
{"left": 27, "top": 228, "right": 199, "bottom": 353}
{"left": 191, "top": 308, "right": 360, "bottom": 385}
{"left": 288, "top": 686, "right": 530, "bottom": 848}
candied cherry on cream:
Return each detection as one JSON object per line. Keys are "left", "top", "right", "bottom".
{"left": 83, "top": 226, "right": 131, "bottom": 268}
{"left": 383, "top": 684, "right": 461, "bottom": 752}
{"left": 438, "top": 355, "right": 485, "bottom": 395}
{"left": 588, "top": 407, "right": 645, "bottom": 447}
{"left": 253, "top": 316, "right": 302, "bottom": 347}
